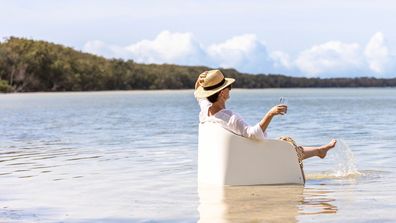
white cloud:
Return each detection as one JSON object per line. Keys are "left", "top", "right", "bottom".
{"left": 292, "top": 32, "right": 395, "bottom": 77}
{"left": 126, "top": 31, "right": 207, "bottom": 66}
{"left": 207, "top": 34, "right": 273, "bottom": 73}
{"left": 364, "top": 32, "right": 391, "bottom": 74}
{"left": 270, "top": 51, "right": 292, "bottom": 69}
{"left": 82, "top": 31, "right": 396, "bottom": 77}
{"left": 295, "top": 41, "right": 364, "bottom": 77}
{"left": 83, "top": 40, "right": 129, "bottom": 59}
{"left": 83, "top": 32, "right": 275, "bottom": 74}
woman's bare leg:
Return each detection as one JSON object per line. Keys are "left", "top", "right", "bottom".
{"left": 302, "top": 139, "right": 337, "bottom": 160}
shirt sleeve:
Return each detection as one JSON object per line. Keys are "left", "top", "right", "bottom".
{"left": 197, "top": 98, "right": 212, "bottom": 122}
{"left": 228, "top": 113, "right": 267, "bottom": 140}
{"left": 197, "top": 98, "right": 212, "bottom": 111}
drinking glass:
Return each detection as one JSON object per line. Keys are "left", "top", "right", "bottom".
{"left": 279, "top": 97, "right": 287, "bottom": 115}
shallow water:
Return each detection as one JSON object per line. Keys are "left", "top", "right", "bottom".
{"left": 1, "top": 89, "right": 396, "bottom": 222}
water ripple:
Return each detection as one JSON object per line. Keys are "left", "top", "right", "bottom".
{"left": 1, "top": 89, "right": 396, "bottom": 222}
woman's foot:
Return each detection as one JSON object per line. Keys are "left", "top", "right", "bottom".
{"left": 318, "top": 139, "right": 337, "bottom": 159}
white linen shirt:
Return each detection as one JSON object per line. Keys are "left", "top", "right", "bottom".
{"left": 198, "top": 99, "right": 267, "bottom": 140}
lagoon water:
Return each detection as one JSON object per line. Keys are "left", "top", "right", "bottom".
{"left": 1, "top": 88, "right": 396, "bottom": 222}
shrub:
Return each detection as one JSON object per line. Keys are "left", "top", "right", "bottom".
{"left": 0, "top": 79, "right": 13, "bottom": 93}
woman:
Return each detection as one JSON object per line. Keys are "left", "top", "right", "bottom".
{"left": 194, "top": 69, "right": 336, "bottom": 162}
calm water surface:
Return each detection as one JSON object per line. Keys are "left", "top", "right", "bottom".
{"left": 1, "top": 89, "right": 396, "bottom": 222}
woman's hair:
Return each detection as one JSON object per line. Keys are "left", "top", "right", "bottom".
{"left": 206, "top": 85, "right": 232, "bottom": 103}
{"left": 207, "top": 91, "right": 220, "bottom": 103}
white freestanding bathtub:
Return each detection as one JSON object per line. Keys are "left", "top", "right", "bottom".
{"left": 198, "top": 122, "right": 305, "bottom": 185}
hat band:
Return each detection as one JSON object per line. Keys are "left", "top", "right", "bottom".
{"left": 203, "top": 78, "right": 226, "bottom": 90}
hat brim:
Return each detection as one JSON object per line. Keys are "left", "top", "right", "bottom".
{"left": 194, "top": 78, "right": 235, "bottom": 99}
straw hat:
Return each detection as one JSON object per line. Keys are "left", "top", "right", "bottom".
{"left": 194, "top": 70, "right": 235, "bottom": 99}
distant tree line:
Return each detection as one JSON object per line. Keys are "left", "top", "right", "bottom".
{"left": 1, "top": 37, "right": 396, "bottom": 93}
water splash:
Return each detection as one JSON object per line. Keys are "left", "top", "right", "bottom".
{"left": 331, "top": 139, "right": 361, "bottom": 178}
{"left": 306, "top": 139, "right": 362, "bottom": 180}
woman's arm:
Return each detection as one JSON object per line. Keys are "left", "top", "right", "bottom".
{"left": 223, "top": 105, "right": 286, "bottom": 140}
{"left": 259, "top": 104, "right": 288, "bottom": 132}
{"left": 195, "top": 78, "right": 200, "bottom": 89}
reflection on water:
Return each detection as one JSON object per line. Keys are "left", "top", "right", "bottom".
{"left": 300, "top": 187, "right": 337, "bottom": 216}
{"left": 198, "top": 185, "right": 337, "bottom": 223}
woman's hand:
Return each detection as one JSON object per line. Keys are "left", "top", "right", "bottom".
{"left": 268, "top": 104, "right": 288, "bottom": 117}
{"left": 195, "top": 71, "right": 208, "bottom": 89}
{"left": 259, "top": 104, "right": 288, "bottom": 132}
{"left": 198, "top": 71, "right": 208, "bottom": 85}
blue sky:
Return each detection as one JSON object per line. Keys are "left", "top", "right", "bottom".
{"left": 1, "top": 0, "right": 396, "bottom": 77}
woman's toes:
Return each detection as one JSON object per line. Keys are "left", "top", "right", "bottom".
{"left": 325, "top": 139, "right": 337, "bottom": 149}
